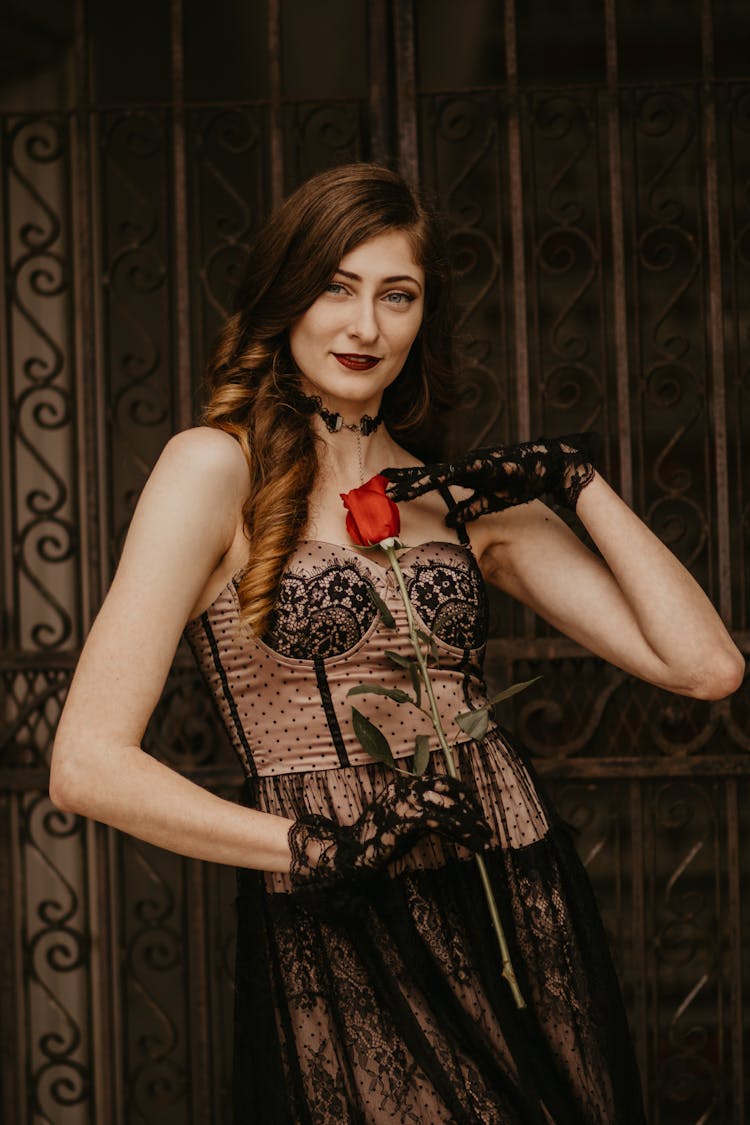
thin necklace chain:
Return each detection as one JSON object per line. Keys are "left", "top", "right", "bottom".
{"left": 294, "top": 390, "right": 378, "bottom": 484}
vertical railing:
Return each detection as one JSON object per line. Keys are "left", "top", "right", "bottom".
{"left": 604, "top": 0, "right": 634, "bottom": 505}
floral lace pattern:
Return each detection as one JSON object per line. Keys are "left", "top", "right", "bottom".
{"left": 287, "top": 774, "right": 491, "bottom": 894}
{"left": 263, "top": 561, "right": 377, "bottom": 658}
{"left": 263, "top": 552, "right": 487, "bottom": 660}
{"left": 382, "top": 434, "right": 597, "bottom": 526}
{"left": 406, "top": 560, "right": 487, "bottom": 649}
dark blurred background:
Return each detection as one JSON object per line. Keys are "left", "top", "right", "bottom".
{"left": 1, "top": 1, "right": 749, "bottom": 1121}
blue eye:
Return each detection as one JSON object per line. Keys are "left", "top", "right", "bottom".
{"left": 385, "top": 291, "right": 415, "bottom": 305}
{"left": 325, "top": 281, "right": 346, "bottom": 295}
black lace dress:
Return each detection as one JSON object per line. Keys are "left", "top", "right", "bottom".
{"left": 185, "top": 502, "right": 646, "bottom": 1124}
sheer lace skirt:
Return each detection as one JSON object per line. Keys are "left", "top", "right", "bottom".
{"left": 234, "top": 732, "right": 645, "bottom": 1125}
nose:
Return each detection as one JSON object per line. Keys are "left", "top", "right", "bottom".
{"left": 347, "top": 297, "right": 380, "bottom": 346}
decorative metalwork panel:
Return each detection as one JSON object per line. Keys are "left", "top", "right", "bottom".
{"left": 499, "top": 656, "right": 750, "bottom": 760}
{"left": 2, "top": 114, "right": 80, "bottom": 652}
{"left": 723, "top": 84, "right": 750, "bottom": 630}
{"left": 622, "top": 85, "right": 715, "bottom": 598}
{"left": 187, "top": 105, "right": 268, "bottom": 385}
{"left": 522, "top": 90, "right": 610, "bottom": 447}
{"left": 98, "top": 109, "right": 177, "bottom": 570}
{"left": 120, "top": 837, "right": 190, "bottom": 1125}
{"left": 1, "top": 665, "right": 72, "bottom": 772}
{"left": 18, "top": 792, "right": 91, "bottom": 1125}
{"left": 642, "top": 779, "right": 728, "bottom": 1123}
{"left": 419, "top": 92, "right": 512, "bottom": 450}
{"left": 283, "top": 99, "right": 368, "bottom": 191}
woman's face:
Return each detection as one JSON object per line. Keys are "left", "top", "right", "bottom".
{"left": 288, "top": 229, "right": 425, "bottom": 415}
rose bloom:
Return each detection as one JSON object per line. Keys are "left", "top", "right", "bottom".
{"left": 341, "top": 475, "right": 401, "bottom": 547}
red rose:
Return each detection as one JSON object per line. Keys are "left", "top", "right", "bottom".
{"left": 341, "top": 474, "right": 401, "bottom": 547}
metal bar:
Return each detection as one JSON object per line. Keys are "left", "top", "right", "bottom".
{"left": 392, "top": 0, "right": 419, "bottom": 186}
{"left": 0, "top": 793, "right": 20, "bottom": 1123}
{"left": 69, "top": 4, "right": 114, "bottom": 1122}
{"left": 0, "top": 112, "right": 15, "bottom": 653}
{"left": 10, "top": 796, "right": 27, "bottom": 1120}
{"left": 107, "top": 826, "right": 126, "bottom": 1123}
{"left": 367, "top": 0, "right": 390, "bottom": 165}
{"left": 186, "top": 861, "right": 212, "bottom": 1124}
{"left": 629, "top": 779, "right": 649, "bottom": 1108}
{"left": 701, "top": 0, "right": 732, "bottom": 623}
{"left": 170, "top": 0, "right": 194, "bottom": 432}
{"left": 503, "top": 0, "right": 535, "bottom": 639}
{"left": 534, "top": 755, "right": 750, "bottom": 779}
{"left": 267, "top": 0, "right": 284, "bottom": 207}
{"left": 604, "top": 0, "right": 633, "bottom": 505}
{"left": 85, "top": 818, "right": 122, "bottom": 1125}
{"left": 725, "top": 780, "right": 745, "bottom": 1121}
{"left": 503, "top": 0, "right": 531, "bottom": 443}
{"left": 71, "top": 0, "right": 100, "bottom": 632}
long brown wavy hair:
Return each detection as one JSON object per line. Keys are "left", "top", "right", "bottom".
{"left": 203, "top": 162, "right": 458, "bottom": 635}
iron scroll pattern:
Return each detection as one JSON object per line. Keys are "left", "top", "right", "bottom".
{"left": 419, "top": 92, "right": 510, "bottom": 453}
{"left": 725, "top": 84, "right": 750, "bottom": 631}
{"left": 545, "top": 772, "right": 738, "bottom": 1124}
{"left": 623, "top": 86, "right": 712, "bottom": 596}
{"left": 524, "top": 91, "right": 608, "bottom": 446}
{"left": 3, "top": 114, "right": 80, "bottom": 652}
{"left": 21, "top": 793, "right": 91, "bottom": 1122}
{"left": 187, "top": 105, "right": 266, "bottom": 388}
{"left": 283, "top": 98, "right": 366, "bottom": 191}
{"left": 99, "top": 109, "right": 175, "bottom": 569}
{"left": 119, "top": 658, "right": 238, "bottom": 1124}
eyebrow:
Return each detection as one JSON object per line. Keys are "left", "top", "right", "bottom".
{"left": 334, "top": 268, "right": 423, "bottom": 292}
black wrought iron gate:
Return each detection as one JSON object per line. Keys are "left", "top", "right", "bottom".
{"left": 2, "top": 1, "right": 749, "bottom": 1121}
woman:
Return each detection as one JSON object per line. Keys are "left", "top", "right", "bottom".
{"left": 50, "top": 163, "right": 744, "bottom": 1124}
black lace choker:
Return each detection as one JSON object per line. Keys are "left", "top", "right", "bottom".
{"left": 298, "top": 392, "right": 383, "bottom": 437}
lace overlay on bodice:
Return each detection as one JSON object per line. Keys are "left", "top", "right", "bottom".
{"left": 263, "top": 559, "right": 378, "bottom": 660}
{"left": 185, "top": 539, "right": 490, "bottom": 777}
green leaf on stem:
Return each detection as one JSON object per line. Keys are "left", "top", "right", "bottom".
{"left": 384, "top": 650, "right": 423, "bottom": 708}
{"left": 413, "top": 735, "right": 431, "bottom": 775}
{"left": 456, "top": 708, "right": 490, "bottom": 740}
{"left": 347, "top": 682, "right": 413, "bottom": 704}
{"left": 351, "top": 708, "right": 396, "bottom": 766}
{"left": 416, "top": 628, "right": 440, "bottom": 665}
{"left": 456, "top": 677, "right": 542, "bottom": 740}
{"left": 485, "top": 676, "right": 542, "bottom": 706}
{"left": 368, "top": 586, "right": 396, "bottom": 629}
{"left": 409, "top": 662, "right": 422, "bottom": 707}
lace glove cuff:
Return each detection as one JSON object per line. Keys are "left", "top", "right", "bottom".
{"left": 382, "top": 433, "right": 598, "bottom": 526}
{"left": 288, "top": 774, "right": 491, "bottom": 891}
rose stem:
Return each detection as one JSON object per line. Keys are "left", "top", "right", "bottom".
{"left": 385, "top": 545, "right": 526, "bottom": 1010}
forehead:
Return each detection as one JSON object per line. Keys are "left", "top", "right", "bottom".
{"left": 337, "top": 229, "right": 422, "bottom": 280}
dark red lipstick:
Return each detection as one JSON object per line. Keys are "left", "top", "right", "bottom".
{"left": 334, "top": 353, "right": 380, "bottom": 371}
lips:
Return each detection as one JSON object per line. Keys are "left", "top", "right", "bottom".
{"left": 333, "top": 353, "right": 381, "bottom": 371}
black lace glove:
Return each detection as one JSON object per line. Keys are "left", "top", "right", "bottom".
{"left": 288, "top": 773, "right": 491, "bottom": 893}
{"left": 381, "top": 434, "right": 597, "bottom": 527}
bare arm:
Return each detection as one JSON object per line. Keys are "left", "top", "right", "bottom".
{"left": 475, "top": 473, "right": 744, "bottom": 700}
{"left": 49, "top": 427, "right": 294, "bottom": 873}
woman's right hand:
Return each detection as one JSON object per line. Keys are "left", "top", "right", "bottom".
{"left": 287, "top": 773, "right": 491, "bottom": 890}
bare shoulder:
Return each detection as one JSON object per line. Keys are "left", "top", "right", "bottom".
{"left": 134, "top": 427, "right": 249, "bottom": 536}
{"left": 158, "top": 425, "right": 249, "bottom": 492}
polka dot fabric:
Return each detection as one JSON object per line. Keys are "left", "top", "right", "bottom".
{"left": 185, "top": 539, "right": 645, "bottom": 1125}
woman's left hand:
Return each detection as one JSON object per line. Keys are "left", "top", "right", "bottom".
{"left": 381, "top": 434, "right": 596, "bottom": 525}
